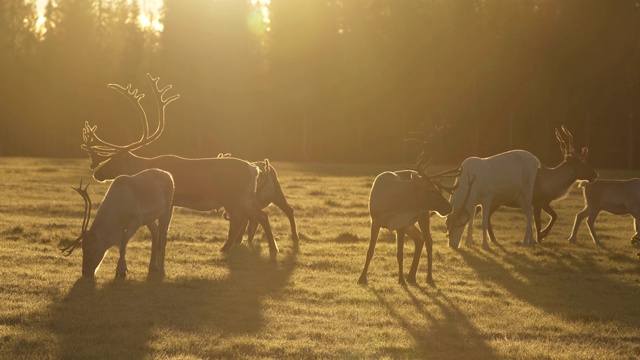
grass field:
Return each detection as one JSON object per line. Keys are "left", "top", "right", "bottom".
{"left": 0, "top": 157, "right": 639, "bottom": 359}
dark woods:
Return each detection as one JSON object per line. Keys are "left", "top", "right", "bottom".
{"left": 2, "top": 0, "right": 640, "bottom": 167}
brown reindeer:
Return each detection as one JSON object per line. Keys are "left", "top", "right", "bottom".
{"left": 81, "top": 74, "right": 279, "bottom": 256}
{"left": 568, "top": 178, "right": 640, "bottom": 251}
{"left": 358, "top": 138, "right": 460, "bottom": 286}
{"left": 472, "top": 126, "right": 598, "bottom": 245}
{"left": 216, "top": 154, "right": 299, "bottom": 244}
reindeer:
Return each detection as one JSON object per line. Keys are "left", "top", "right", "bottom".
{"left": 568, "top": 179, "right": 640, "bottom": 253}
{"left": 81, "top": 74, "right": 280, "bottom": 256}
{"left": 358, "top": 144, "right": 460, "bottom": 286}
{"left": 60, "top": 169, "right": 174, "bottom": 278}
{"left": 216, "top": 154, "right": 299, "bottom": 243}
{"left": 473, "top": 126, "right": 598, "bottom": 244}
{"left": 446, "top": 150, "right": 540, "bottom": 249}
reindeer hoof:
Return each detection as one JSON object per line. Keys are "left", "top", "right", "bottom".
{"left": 406, "top": 275, "right": 417, "bottom": 285}
{"left": 568, "top": 237, "right": 576, "bottom": 244}
{"left": 426, "top": 277, "right": 435, "bottom": 287}
{"left": 357, "top": 276, "right": 368, "bottom": 285}
{"left": 115, "top": 272, "right": 127, "bottom": 279}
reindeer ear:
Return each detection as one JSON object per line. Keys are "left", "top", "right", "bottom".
{"left": 580, "top": 147, "right": 588, "bottom": 158}
{"left": 263, "top": 159, "right": 271, "bottom": 173}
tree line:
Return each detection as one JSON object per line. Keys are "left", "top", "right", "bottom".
{"left": 1, "top": 0, "right": 640, "bottom": 168}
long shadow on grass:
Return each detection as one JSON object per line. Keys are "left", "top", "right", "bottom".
{"left": 369, "top": 286, "right": 499, "bottom": 359}
{"left": 458, "top": 244, "right": 640, "bottom": 330}
{"left": 47, "top": 242, "right": 298, "bottom": 359}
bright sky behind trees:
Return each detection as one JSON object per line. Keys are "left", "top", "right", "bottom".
{"left": 36, "top": 0, "right": 165, "bottom": 30}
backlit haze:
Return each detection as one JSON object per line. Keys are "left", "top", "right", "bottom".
{"left": 36, "top": 0, "right": 165, "bottom": 31}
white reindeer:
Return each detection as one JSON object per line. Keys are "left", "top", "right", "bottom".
{"left": 568, "top": 179, "right": 640, "bottom": 254}
{"left": 358, "top": 155, "right": 460, "bottom": 285}
{"left": 446, "top": 150, "right": 540, "bottom": 249}
{"left": 477, "top": 126, "right": 598, "bottom": 244}
{"left": 60, "top": 169, "right": 174, "bottom": 278}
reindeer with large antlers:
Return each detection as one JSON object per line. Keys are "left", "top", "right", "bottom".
{"left": 358, "top": 133, "right": 460, "bottom": 286}
{"left": 470, "top": 126, "right": 598, "bottom": 245}
{"left": 61, "top": 169, "right": 174, "bottom": 278}
{"left": 82, "top": 74, "right": 280, "bottom": 256}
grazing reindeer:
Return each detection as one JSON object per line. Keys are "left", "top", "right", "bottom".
{"left": 358, "top": 148, "right": 460, "bottom": 286}
{"left": 60, "top": 169, "right": 174, "bottom": 278}
{"left": 446, "top": 150, "right": 540, "bottom": 249}
{"left": 477, "top": 126, "right": 598, "bottom": 244}
{"left": 81, "top": 74, "right": 279, "bottom": 255}
{"left": 216, "top": 154, "right": 299, "bottom": 243}
{"left": 568, "top": 179, "right": 640, "bottom": 253}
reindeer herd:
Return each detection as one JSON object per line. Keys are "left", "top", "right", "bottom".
{"left": 59, "top": 74, "right": 640, "bottom": 282}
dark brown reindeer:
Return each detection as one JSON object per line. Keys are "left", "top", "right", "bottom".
{"left": 82, "top": 74, "right": 280, "bottom": 256}
{"left": 473, "top": 126, "right": 598, "bottom": 245}
{"left": 358, "top": 139, "right": 460, "bottom": 286}
{"left": 216, "top": 154, "right": 299, "bottom": 244}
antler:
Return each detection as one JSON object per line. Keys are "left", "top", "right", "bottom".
{"left": 60, "top": 181, "right": 92, "bottom": 256}
{"left": 405, "top": 120, "right": 448, "bottom": 179}
{"left": 430, "top": 165, "right": 462, "bottom": 194}
{"left": 556, "top": 125, "right": 588, "bottom": 159}
{"left": 81, "top": 74, "right": 181, "bottom": 164}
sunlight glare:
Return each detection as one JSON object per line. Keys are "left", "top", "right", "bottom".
{"left": 139, "top": 14, "right": 164, "bottom": 32}
{"left": 36, "top": 16, "right": 45, "bottom": 29}
{"left": 248, "top": 0, "right": 271, "bottom": 35}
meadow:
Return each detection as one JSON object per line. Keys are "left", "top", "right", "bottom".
{"left": 0, "top": 157, "right": 639, "bottom": 359}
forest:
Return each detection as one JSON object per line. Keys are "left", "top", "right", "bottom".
{"left": 1, "top": 0, "right": 640, "bottom": 167}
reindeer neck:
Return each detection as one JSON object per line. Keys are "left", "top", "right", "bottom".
{"left": 537, "top": 162, "right": 577, "bottom": 200}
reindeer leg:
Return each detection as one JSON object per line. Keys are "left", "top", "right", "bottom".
{"left": 486, "top": 205, "right": 499, "bottom": 244}
{"left": 533, "top": 205, "right": 543, "bottom": 244}
{"left": 586, "top": 209, "right": 602, "bottom": 247}
{"left": 246, "top": 220, "right": 259, "bottom": 243}
{"left": 117, "top": 224, "right": 140, "bottom": 278}
{"left": 221, "top": 210, "right": 246, "bottom": 252}
{"left": 568, "top": 206, "right": 590, "bottom": 243}
{"left": 358, "top": 222, "right": 380, "bottom": 284}
{"left": 155, "top": 206, "right": 173, "bottom": 276}
{"left": 418, "top": 216, "right": 435, "bottom": 285}
{"left": 481, "top": 204, "right": 492, "bottom": 250}
{"left": 521, "top": 203, "right": 535, "bottom": 247}
{"left": 631, "top": 213, "right": 640, "bottom": 245}
{"left": 404, "top": 224, "right": 424, "bottom": 285}
{"left": 234, "top": 217, "right": 249, "bottom": 244}
{"left": 249, "top": 208, "right": 278, "bottom": 255}
{"left": 146, "top": 221, "right": 160, "bottom": 273}
{"left": 396, "top": 229, "right": 407, "bottom": 286}
{"left": 538, "top": 204, "right": 556, "bottom": 242}
{"left": 273, "top": 197, "right": 299, "bottom": 242}
{"left": 464, "top": 206, "right": 476, "bottom": 247}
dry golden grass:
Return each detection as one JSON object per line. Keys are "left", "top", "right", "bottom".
{"left": 0, "top": 157, "right": 639, "bottom": 359}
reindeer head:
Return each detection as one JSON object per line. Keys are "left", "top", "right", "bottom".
{"left": 60, "top": 182, "right": 107, "bottom": 277}
{"left": 555, "top": 125, "right": 598, "bottom": 183}
{"left": 406, "top": 124, "right": 460, "bottom": 217}
{"left": 82, "top": 74, "right": 180, "bottom": 181}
